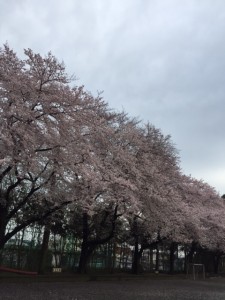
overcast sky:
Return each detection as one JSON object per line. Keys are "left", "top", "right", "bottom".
{"left": 1, "top": 0, "right": 225, "bottom": 195}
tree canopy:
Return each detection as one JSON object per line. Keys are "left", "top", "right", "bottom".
{"left": 0, "top": 45, "right": 224, "bottom": 273}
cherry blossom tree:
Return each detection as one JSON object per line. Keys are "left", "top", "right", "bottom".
{"left": 126, "top": 123, "right": 182, "bottom": 273}
{"left": 176, "top": 175, "right": 225, "bottom": 268}
{"left": 0, "top": 45, "right": 116, "bottom": 250}
{"left": 67, "top": 115, "right": 144, "bottom": 273}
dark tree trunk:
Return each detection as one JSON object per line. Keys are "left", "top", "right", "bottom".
{"left": 169, "top": 242, "right": 177, "bottom": 274}
{"left": 155, "top": 245, "right": 159, "bottom": 272}
{"left": 38, "top": 226, "right": 50, "bottom": 274}
{"left": 213, "top": 253, "right": 221, "bottom": 274}
{"left": 77, "top": 246, "right": 88, "bottom": 274}
{"left": 0, "top": 220, "right": 6, "bottom": 265}
{"left": 0, "top": 228, "right": 6, "bottom": 252}
{"left": 132, "top": 235, "right": 139, "bottom": 274}
{"left": 17, "top": 228, "right": 25, "bottom": 269}
{"left": 186, "top": 242, "right": 196, "bottom": 263}
{"left": 0, "top": 204, "right": 7, "bottom": 251}
{"left": 111, "top": 242, "right": 117, "bottom": 272}
{"left": 78, "top": 212, "right": 91, "bottom": 274}
{"left": 78, "top": 206, "right": 119, "bottom": 274}
{"left": 106, "top": 242, "right": 113, "bottom": 272}
{"left": 150, "top": 247, "right": 154, "bottom": 271}
{"left": 78, "top": 243, "right": 94, "bottom": 274}
{"left": 185, "top": 242, "right": 198, "bottom": 274}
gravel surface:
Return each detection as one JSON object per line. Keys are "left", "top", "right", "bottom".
{"left": 1, "top": 278, "right": 225, "bottom": 300}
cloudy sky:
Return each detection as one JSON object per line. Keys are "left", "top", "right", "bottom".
{"left": 1, "top": 0, "right": 225, "bottom": 194}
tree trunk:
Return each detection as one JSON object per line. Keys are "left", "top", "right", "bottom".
{"left": 150, "top": 247, "right": 154, "bottom": 271}
{"left": 169, "top": 242, "right": 177, "bottom": 274}
{"left": 132, "top": 235, "right": 139, "bottom": 274}
{"left": 38, "top": 226, "right": 50, "bottom": 274}
{"left": 185, "top": 242, "right": 197, "bottom": 274}
{"left": 186, "top": 242, "right": 196, "bottom": 264}
{"left": 106, "top": 242, "right": 113, "bottom": 272}
{"left": 78, "top": 212, "right": 91, "bottom": 274}
{"left": 155, "top": 245, "right": 159, "bottom": 272}
{"left": 17, "top": 228, "right": 25, "bottom": 269}
{"left": 78, "top": 242, "right": 88, "bottom": 274}
{"left": 78, "top": 208, "right": 118, "bottom": 274}
{"left": 213, "top": 253, "right": 221, "bottom": 274}
{"left": 0, "top": 228, "right": 6, "bottom": 252}
{"left": 78, "top": 243, "right": 95, "bottom": 274}
{"left": 0, "top": 225, "right": 6, "bottom": 265}
{"left": 0, "top": 205, "right": 7, "bottom": 251}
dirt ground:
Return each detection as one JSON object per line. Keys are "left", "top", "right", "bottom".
{"left": 0, "top": 275, "right": 225, "bottom": 299}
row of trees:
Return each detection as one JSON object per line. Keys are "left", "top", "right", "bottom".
{"left": 0, "top": 45, "right": 224, "bottom": 274}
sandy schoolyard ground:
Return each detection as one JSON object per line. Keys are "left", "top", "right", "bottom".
{"left": 0, "top": 275, "right": 225, "bottom": 300}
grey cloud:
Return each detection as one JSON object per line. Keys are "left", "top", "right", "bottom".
{"left": 0, "top": 0, "right": 225, "bottom": 193}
